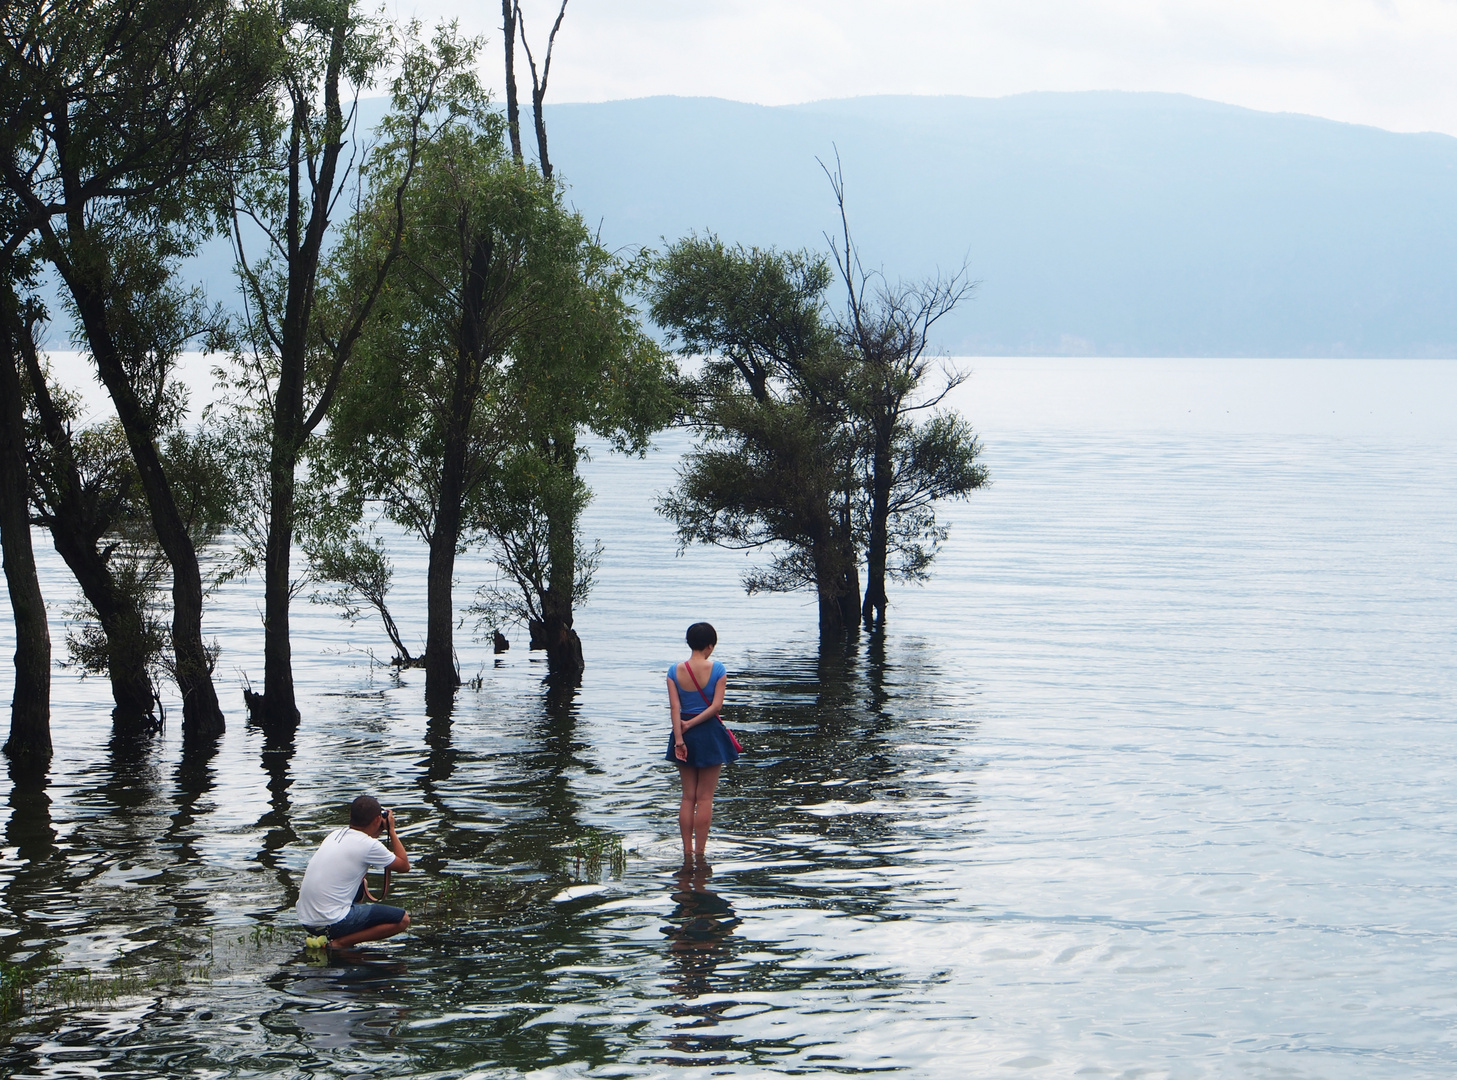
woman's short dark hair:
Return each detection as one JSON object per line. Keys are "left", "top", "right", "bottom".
{"left": 686, "top": 622, "right": 718, "bottom": 651}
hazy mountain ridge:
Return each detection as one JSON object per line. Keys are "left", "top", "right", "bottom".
{"left": 73, "top": 91, "right": 1457, "bottom": 358}
{"left": 545, "top": 92, "right": 1457, "bottom": 357}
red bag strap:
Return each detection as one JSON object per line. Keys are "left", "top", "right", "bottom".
{"left": 683, "top": 661, "right": 714, "bottom": 710}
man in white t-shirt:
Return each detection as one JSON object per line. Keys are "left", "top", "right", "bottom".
{"left": 296, "top": 795, "right": 411, "bottom": 947}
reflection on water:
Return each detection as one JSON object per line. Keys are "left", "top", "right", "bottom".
{"left": 656, "top": 864, "right": 742, "bottom": 1065}
{"left": 0, "top": 425, "right": 1456, "bottom": 1077}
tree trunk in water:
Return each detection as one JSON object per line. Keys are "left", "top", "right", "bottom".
{"left": 0, "top": 336, "right": 51, "bottom": 773}
{"left": 838, "top": 554, "right": 863, "bottom": 636}
{"left": 15, "top": 315, "right": 159, "bottom": 738}
{"left": 862, "top": 434, "right": 892, "bottom": 626}
{"left": 812, "top": 497, "right": 861, "bottom": 641}
{"left": 248, "top": 430, "right": 300, "bottom": 732}
{"left": 424, "top": 520, "right": 460, "bottom": 714}
{"left": 46, "top": 530, "right": 157, "bottom": 739}
{"left": 542, "top": 434, "right": 583, "bottom": 676}
{"left": 813, "top": 530, "right": 846, "bottom": 640}
{"left": 425, "top": 362, "right": 470, "bottom": 713}
{"left": 424, "top": 376, "right": 465, "bottom": 710}
{"left": 249, "top": 59, "right": 347, "bottom": 734}
{"left": 56, "top": 240, "right": 224, "bottom": 741}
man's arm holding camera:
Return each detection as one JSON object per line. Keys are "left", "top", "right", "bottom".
{"left": 383, "top": 809, "right": 410, "bottom": 873}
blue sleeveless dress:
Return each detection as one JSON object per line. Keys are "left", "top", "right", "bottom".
{"left": 665, "top": 660, "right": 739, "bottom": 767}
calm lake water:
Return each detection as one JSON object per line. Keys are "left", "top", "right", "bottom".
{"left": 1, "top": 357, "right": 1455, "bottom": 1078}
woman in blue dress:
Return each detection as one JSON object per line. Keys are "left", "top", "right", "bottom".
{"left": 665, "top": 622, "right": 738, "bottom": 864}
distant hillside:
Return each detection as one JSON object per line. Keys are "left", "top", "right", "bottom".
{"left": 544, "top": 92, "right": 1457, "bottom": 357}
{"left": 64, "top": 91, "right": 1457, "bottom": 358}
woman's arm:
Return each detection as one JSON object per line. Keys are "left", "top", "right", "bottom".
{"left": 668, "top": 676, "right": 687, "bottom": 761}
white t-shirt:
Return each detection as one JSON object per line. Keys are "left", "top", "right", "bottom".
{"left": 296, "top": 827, "right": 396, "bottom": 927}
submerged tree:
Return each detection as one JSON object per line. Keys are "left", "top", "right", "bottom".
{"left": 315, "top": 98, "right": 552, "bottom": 710}
{"left": 650, "top": 236, "right": 862, "bottom": 639}
{"left": 307, "top": 528, "right": 419, "bottom": 666}
{"left": 0, "top": 0, "right": 280, "bottom": 741}
{"left": 227, "top": 10, "right": 475, "bottom": 734}
{"left": 473, "top": 245, "right": 673, "bottom": 674}
{"left": 15, "top": 254, "right": 236, "bottom": 741}
{"left": 489, "top": 0, "right": 662, "bottom": 677}
{"left": 823, "top": 158, "right": 988, "bottom": 626}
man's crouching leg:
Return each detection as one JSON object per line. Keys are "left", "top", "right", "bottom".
{"left": 331, "top": 911, "right": 410, "bottom": 948}
{"left": 327, "top": 904, "right": 410, "bottom": 949}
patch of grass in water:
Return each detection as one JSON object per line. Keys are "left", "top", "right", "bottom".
{"left": 0, "top": 923, "right": 297, "bottom": 1025}
{"left": 412, "top": 828, "right": 631, "bottom": 924}
{"left": 570, "top": 830, "right": 626, "bottom": 882}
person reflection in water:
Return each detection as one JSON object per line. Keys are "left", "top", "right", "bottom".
{"left": 665, "top": 622, "right": 739, "bottom": 866}
{"left": 661, "top": 862, "right": 740, "bottom": 1003}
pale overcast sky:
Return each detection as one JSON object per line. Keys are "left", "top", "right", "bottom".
{"left": 388, "top": 0, "right": 1457, "bottom": 136}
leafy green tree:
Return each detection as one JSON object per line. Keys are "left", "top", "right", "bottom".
{"left": 650, "top": 236, "right": 862, "bottom": 639}
{"left": 473, "top": 246, "right": 673, "bottom": 674}
{"left": 227, "top": 11, "right": 476, "bottom": 733}
{"left": 17, "top": 256, "right": 236, "bottom": 741}
{"left": 0, "top": 0, "right": 280, "bottom": 741}
{"left": 315, "top": 103, "right": 553, "bottom": 709}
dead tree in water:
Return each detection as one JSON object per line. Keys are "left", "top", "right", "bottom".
{"left": 821, "top": 153, "right": 987, "bottom": 627}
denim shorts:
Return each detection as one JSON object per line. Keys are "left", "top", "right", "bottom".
{"left": 309, "top": 903, "right": 406, "bottom": 940}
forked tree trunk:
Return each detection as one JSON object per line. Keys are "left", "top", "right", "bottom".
{"left": 54, "top": 232, "right": 224, "bottom": 741}
{"left": 249, "top": 29, "right": 348, "bottom": 734}
{"left": 17, "top": 331, "right": 158, "bottom": 738}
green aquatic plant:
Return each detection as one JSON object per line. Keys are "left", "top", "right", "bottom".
{"left": 570, "top": 830, "right": 626, "bottom": 882}
{"left": 0, "top": 962, "right": 39, "bottom": 1021}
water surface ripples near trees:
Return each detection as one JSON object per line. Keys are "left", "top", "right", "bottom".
{"left": 1, "top": 359, "right": 1455, "bottom": 1078}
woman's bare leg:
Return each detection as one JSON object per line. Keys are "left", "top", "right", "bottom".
{"left": 691, "top": 765, "right": 722, "bottom": 858}
{"left": 676, "top": 763, "right": 698, "bottom": 861}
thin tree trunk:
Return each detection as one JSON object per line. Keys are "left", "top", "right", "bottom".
{"left": 51, "top": 228, "right": 224, "bottom": 741}
{"left": 425, "top": 378, "right": 469, "bottom": 706}
{"left": 0, "top": 323, "right": 51, "bottom": 772}
{"left": 425, "top": 226, "right": 490, "bottom": 712}
{"left": 862, "top": 433, "right": 892, "bottom": 625}
{"left": 502, "top": 0, "right": 523, "bottom": 162}
{"left": 250, "top": 32, "right": 347, "bottom": 734}
{"left": 541, "top": 432, "right": 583, "bottom": 675}
{"left": 423, "top": 516, "right": 460, "bottom": 713}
